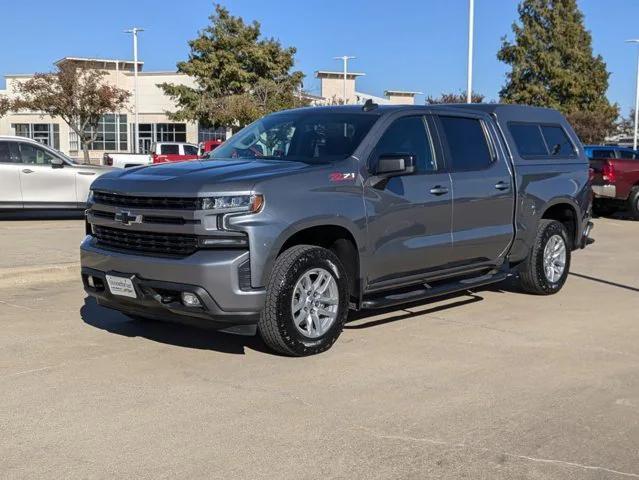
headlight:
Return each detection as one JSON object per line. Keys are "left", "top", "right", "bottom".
{"left": 198, "top": 194, "right": 264, "bottom": 213}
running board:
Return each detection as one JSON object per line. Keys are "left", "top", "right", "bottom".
{"left": 361, "top": 271, "right": 511, "bottom": 310}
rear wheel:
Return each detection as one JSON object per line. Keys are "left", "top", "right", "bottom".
{"left": 628, "top": 187, "right": 639, "bottom": 220}
{"left": 518, "top": 220, "right": 571, "bottom": 295}
{"left": 258, "top": 245, "right": 349, "bottom": 356}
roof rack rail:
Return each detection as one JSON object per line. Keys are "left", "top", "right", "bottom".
{"left": 362, "top": 99, "right": 378, "bottom": 112}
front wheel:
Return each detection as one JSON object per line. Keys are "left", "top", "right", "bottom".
{"left": 258, "top": 245, "right": 349, "bottom": 356}
{"left": 518, "top": 219, "right": 571, "bottom": 295}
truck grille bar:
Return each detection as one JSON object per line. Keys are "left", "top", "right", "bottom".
{"left": 93, "top": 191, "right": 199, "bottom": 210}
{"left": 93, "top": 225, "right": 198, "bottom": 256}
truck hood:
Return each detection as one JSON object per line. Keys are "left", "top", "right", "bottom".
{"left": 91, "top": 158, "right": 314, "bottom": 196}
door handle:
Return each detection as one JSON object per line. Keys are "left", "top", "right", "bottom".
{"left": 22, "top": 169, "right": 34, "bottom": 174}
{"left": 494, "top": 181, "right": 510, "bottom": 191}
{"left": 78, "top": 171, "right": 96, "bottom": 176}
{"left": 429, "top": 185, "right": 449, "bottom": 196}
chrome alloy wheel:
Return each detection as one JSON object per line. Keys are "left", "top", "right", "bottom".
{"left": 291, "top": 268, "right": 339, "bottom": 338}
{"left": 543, "top": 234, "right": 567, "bottom": 283}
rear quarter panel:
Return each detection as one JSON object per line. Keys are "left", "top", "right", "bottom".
{"left": 611, "top": 159, "right": 639, "bottom": 199}
{"left": 492, "top": 106, "right": 590, "bottom": 262}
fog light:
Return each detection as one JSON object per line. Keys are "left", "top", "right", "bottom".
{"left": 181, "top": 292, "right": 202, "bottom": 307}
{"left": 87, "top": 276, "right": 96, "bottom": 288}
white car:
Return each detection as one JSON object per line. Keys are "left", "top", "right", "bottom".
{"left": 0, "top": 136, "right": 111, "bottom": 210}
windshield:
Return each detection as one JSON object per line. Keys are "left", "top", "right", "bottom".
{"left": 210, "top": 111, "right": 379, "bottom": 164}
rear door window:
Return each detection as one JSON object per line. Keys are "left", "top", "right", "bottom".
{"left": 509, "top": 124, "right": 548, "bottom": 157}
{"left": 540, "top": 125, "right": 574, "bottom": 156}
{"left": 161, "top": 144, "right": 179, "bottom": 155}
{"left": 183, "top": 145, "right": 199, "bottom": 156}
{"left": 438, "top": 116, "right": 493, "bottom": 171}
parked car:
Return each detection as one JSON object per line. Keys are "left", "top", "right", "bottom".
{"left": 199, "top": 139, "right": 223, "bottom": 155}
{"left": 0, "top": 136, "right": 111, "bottom": 210}
{"left": 583, "top": 145, "right": 639, "bottom": 218}
{"left": 81, "top": 104, "right": 592, "bottom": 356}
{"left": 103, "top": 142, "right": 201, "bottom": 168}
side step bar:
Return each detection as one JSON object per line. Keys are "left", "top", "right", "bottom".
{"left": 361, "top": 271, "right": 511, "bottom": 310}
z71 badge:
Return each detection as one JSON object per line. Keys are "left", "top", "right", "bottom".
{"left": 329, "top": 172, "right": 355, "bottom": 182}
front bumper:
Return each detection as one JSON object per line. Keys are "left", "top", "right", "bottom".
{"left": 80, "top": 236, "right": 265, "bottom": 333}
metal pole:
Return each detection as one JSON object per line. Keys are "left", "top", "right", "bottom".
{"left": 466, "top": 0, "right": 475, "bottom": 103}
{"left": 634, "top": 49, "right": 639, "bottom": 150}
{"left": 334, "top": 56, "right": 355, "bottom": 104}
{"left": 343, "top": 57, "right": 347, "bottom": 104}
{"left": 126, "top": 27, "right": 143, "bottom": 153}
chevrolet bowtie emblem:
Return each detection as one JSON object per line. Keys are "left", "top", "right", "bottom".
{"left": 114, "top": 210, "right": 143, "bottom": 225}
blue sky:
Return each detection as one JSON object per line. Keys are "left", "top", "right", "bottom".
{"left": 1, "top": 0, "right": 639, "bottom": 114}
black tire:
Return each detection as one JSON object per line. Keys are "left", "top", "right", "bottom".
{"left": 518, "top": 219, "right": 571, "bottom": 295}
{"left": 628, "top": 187, "right": 639, "bottom": 220}
{"left": 258, "top": 245, "right": 349, "bottom": 356}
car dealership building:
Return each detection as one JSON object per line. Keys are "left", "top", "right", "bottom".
{"left": 0, "top": 56, "right": 419, "bottom": 162}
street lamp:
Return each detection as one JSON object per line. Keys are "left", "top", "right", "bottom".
{"left": 334, "top": 56, "right": 355, "bottom": 104}
{"left": 466, "top": 0, "right": 475, "bottom": 103}
{"left": 626, "top": 39, "right": 639, "bottom": 150}
{"left": 125, "top": 27, "right": 144, "bottom": 153}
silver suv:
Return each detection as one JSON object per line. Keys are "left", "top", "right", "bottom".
{"left": 0, "top": 136, "right": 110, "bottom": 210}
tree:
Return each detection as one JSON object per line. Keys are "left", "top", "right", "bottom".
{"left": 160, "top": 4, "right": 306, "bottom": 130}
{"left": 426, "top": 91, "right": 485, "bottom": 104}
{"left": 0, "top": 95, "right": 10, "bottom": 117}
{"left": 497, "top": 0, "right": 617, "bottom": 143}
{"left": 12, "top": 64, "right": 130, "bottom": 163}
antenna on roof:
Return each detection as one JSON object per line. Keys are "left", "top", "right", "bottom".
{"left": 362, "top": 99, "right": 378, "bottom": 112}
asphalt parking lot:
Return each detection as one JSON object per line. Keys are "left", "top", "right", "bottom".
{"left": 1, "top": 215, "right": 639, "bottom": 479}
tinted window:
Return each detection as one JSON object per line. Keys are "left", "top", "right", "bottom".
{"left": 591, "top": 149, "right": 615, "bottom": 159}
{"left": 439, "top": 116, "right": 492, "bottom": 171}
{"left": 183, "top": 145, "right": 199, "bottom": 155}
{"left": 212, "top": 112, "right": 379, "bottom": 164}
{"left": 509, "top": 124, "right": 548, "bottom": 157}
{"left": 618, "top": 150, "right": 637, "bottom": 160}
{"left": 373, "top": 116, "right": 436, "bottom": 173}
{"left": 0, "top": 142, "right": 15, "bottom": 163}
{"left": 161, "top": 144, "right": 179, "bottom": 155}
{"left": 19, "top": 143, "right": 57, "bottom": 165}
{"left": 541, "top": 125, "right": 574, "bottom": 156}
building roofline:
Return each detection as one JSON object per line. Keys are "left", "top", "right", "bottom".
{"left": 315, "top": 70, "right": 366, "bottom": 78}
{"left": 54, "top": 57, "right": 144, "bottom": 68}
{"left": 384, "top": 90, "right": 423, "bottom": 96}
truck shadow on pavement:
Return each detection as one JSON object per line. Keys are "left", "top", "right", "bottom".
{"left": 80, "top": 282, "right": 516, "bottom": 355}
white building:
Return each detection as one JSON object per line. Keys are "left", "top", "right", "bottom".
{"left": 0, "top": 57, "right": 226, "bottom": 162}
{"left": 0, "top": 57, "right": 421, "bottom": 162}
{"left": 314, "top": 71, "right": 421, "bottom": 105}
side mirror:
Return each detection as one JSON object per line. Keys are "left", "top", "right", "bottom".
{"left": 375, "top": 154, "right": 416, "bottom": 176}
{"left": 51, "top": 157, "right": 64, "bottom": 169}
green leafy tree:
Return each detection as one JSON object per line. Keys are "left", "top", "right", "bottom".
{"left": 426, "top": 91, "right": 485, "bottom": 104}
{"left": 497, "top": 0, "right": 618, "bottom": 143}
{"left": 160, "top": 5, "right": 307, "bottom": 130}
{"left": 12, "top": 64, "right": 130, "bottom": 163}
{"left": 0, "top": 95, "right": 10, "bottom": 117}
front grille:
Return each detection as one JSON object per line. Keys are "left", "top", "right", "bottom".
{"left": 93, "top": 191, "right": 199, "bottom": 210}
{"left": 93, "top": 225, "right": 198, "bottom": 257}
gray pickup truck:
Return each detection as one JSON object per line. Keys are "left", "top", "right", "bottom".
{"left": 81, "top": 103, "right": 592, "bottom": 356}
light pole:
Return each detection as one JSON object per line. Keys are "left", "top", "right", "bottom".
{"left": 626, "top": 39, "right": 639, "bottom": 150}
{"left": 466, "top": 0, "right": 475, "bottom": 103}
{"left": 125, "top": 27, "right": 144, "bottom": 153}
{"left": 334, "top": 56, "right": 355, "bottom": 104}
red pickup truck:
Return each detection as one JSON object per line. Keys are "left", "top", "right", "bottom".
{"left": 584, "top": 145, "right": 639, "bottom": 219}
